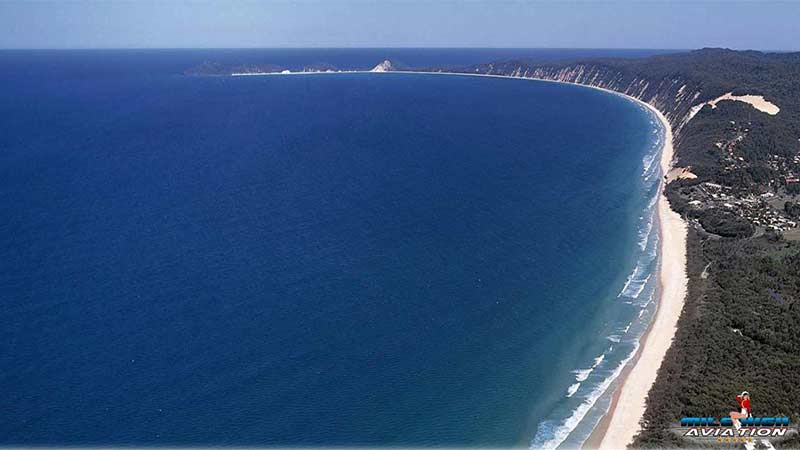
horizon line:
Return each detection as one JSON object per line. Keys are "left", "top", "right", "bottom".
{"left": 3, "top": 46, "right": 799, "bottom": 54}
{"left": 1, "top": 46, "right": 797, "bottom": 53}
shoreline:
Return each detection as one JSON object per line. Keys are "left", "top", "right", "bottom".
{"left": 233, "top": 69, "right": 690, "bottom": 449}
{"left": 513, "top": 77, "right": 688, "bottom": 449}
{"left": 584, "top": 100, "right": 688, "bottom": 450}
{"left": 420, "top": 72, "right": 689, "bottom": 449}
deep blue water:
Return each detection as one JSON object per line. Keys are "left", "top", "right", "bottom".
{"left": 0, "top": 50, "right": 662, "bottom": 447}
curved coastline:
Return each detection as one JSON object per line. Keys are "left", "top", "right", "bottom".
{"left": 584, "top": 101, "right": 688, "bottom": 450}
{"left": 232, "top": 69, "right": 689, "bottom": 449}
{"left": 465, "top": 73, "right": 688, "bottom": 450}
{"left": 405, "top": 72, "right": 686, "bottom": 450}
{"left": 406, "top": 72, "right": 689, "bottom": 450}
{"left": 473, "top": 75, "right": 687, "bottom": 450}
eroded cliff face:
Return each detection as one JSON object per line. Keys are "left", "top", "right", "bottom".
{"left": 464, "top": 62, "right": 703, "bottom": 139}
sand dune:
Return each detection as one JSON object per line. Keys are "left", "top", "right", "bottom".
{"left": 706, "top": 92, "right": 780, "bottom": 115}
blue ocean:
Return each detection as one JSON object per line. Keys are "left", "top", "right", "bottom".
{"left": 0, "top": 50, "right": 664, "bottom": 447}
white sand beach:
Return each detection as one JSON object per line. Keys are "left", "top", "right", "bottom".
{"left": 590, "top": 103, "right": 689, "bottom": 450}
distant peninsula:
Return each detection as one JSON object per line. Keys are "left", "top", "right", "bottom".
{"left": 184, "top": 59, "right": 401, "bottom": 76}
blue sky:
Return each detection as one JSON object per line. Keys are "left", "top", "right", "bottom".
{"left": 0, "top": 1, "right": 797, "bottom": 50}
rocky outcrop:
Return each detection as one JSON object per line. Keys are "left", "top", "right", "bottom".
{"left": 370, "top": 60, "right": 396, "bottom": 73}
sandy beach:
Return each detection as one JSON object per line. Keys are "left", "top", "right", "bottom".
{"left": 587, "top": 102, "right": 689, "bottom": 450}
{"left": 508, "top": 80, "right": 690, "bottom": 450}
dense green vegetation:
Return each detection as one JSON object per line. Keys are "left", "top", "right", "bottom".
{"left": 635, "top": 231, "right": 800, "bottom": 448}
{"left": 696, "top": 209, "right": 755, "bottom": 238}
{"left": 786, "top": 202, "right": 800, "bottom": 219}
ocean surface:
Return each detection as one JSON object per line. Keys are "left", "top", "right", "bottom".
{"left": 0, "top": 50, "right": 664, "bottom": 447}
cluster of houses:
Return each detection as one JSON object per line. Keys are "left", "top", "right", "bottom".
{"left": 714, "top": 122, "right": 800, "bottom": 188}
{"left": 715, "top": 123, "right": 748, "bottom": 172}
{"left": 674, "top": 117, "right": 800, "bottom": 235}
{"left": 684, "top": 182, "right": 798, "bottom": 233}
{"left": 765, "top": 152, "right": 800, "bottom": 186}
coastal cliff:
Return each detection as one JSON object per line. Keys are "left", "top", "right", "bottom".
{"left": 458, "top": 61, "right": 702, "bottom": 139}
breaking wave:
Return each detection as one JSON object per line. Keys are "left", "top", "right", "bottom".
{"left": 572, "top": 354, "right": 605, "bottom": 383}
{"left": 532, "top": 343, "right": 640, "bottom": 450}
{"left": 529, "top": 95, "right": 665, "bottom": 450}
{"left": 566, "top": 383, "right": 581, "bottom": 398}
{"left": 618, "top": 261, "right": 654, "bottom": 300}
